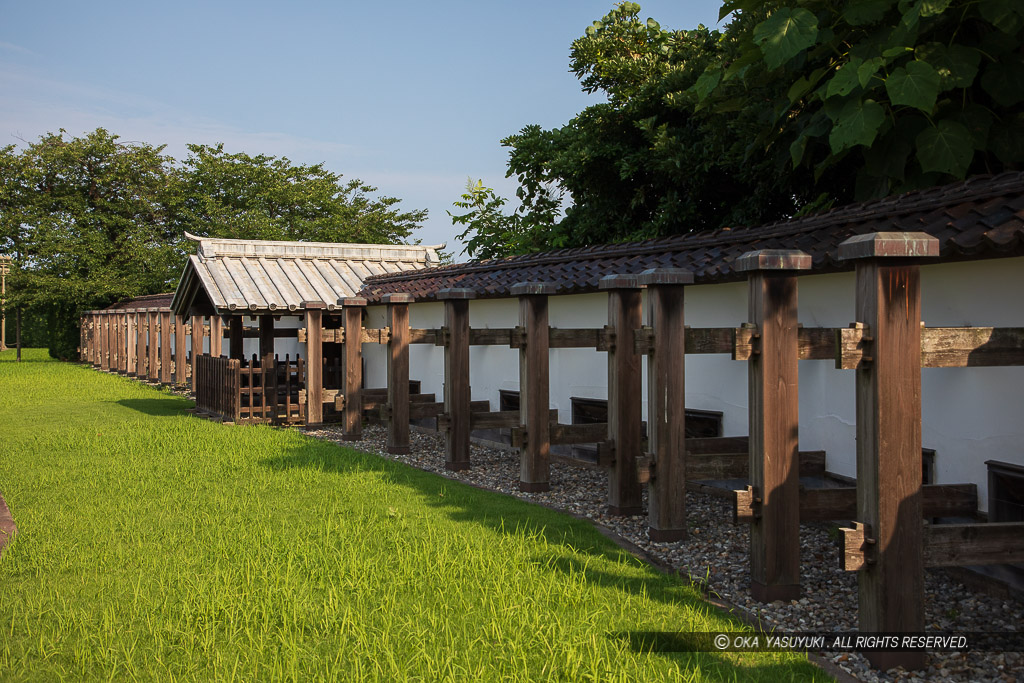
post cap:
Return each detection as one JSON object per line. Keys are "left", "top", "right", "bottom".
{"left": 735, "top": 249, "right": 812, "bottom": 272}
{"left": 510, "top": 282, "right": 558, "bottom": 296}
{"left": 339, "top": 297, "right": 367, "bottom": 307}
{"left": 637, "top": 268, "right": 694, "bottom": 286}
{"left": 837, "top": 232, "right": 940, "bottom": 261}
{"left": 598, "top": 274, "right": 643, "bottom": 290}
{"left": 302, "top": 300, "right": 327, "bottom": 309}
{"left": 382, "top": 293, "right": 415, "bottom": 304}
{"left": 437, "top": 288, "right": 476, "bottom": 300}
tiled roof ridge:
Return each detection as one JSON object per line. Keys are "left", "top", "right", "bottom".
{"left": 365, "top": 171, "right": 1023, "bottom": 285}
{"left": 185, "top": 232, "right": 444, "bottom": 263}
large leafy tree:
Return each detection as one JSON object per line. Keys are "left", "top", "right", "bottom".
{"left": 463, "top": 0, "right": 1023, "bottom": 257}
{"left": 174, "top": 144, "right": 426, "bottom": 245}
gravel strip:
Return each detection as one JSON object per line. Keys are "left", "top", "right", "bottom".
{"left": 307, "top": 424, "right": 1022, "bottom": 683}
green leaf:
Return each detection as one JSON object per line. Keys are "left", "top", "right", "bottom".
{"left": 826, "top": 58, "right": 864, "bottom": 97}
{"left": 753, "top": 8, "right": 819, "bottom": 70}
{"left": 691, "top": 67, "right": 722, "bottom": 102}
{"left": 915, "top": 120, "right": 973, "bottom": 176}
{"left": 857, "top": 57, "right": 885, "bottom": 87}
{"left": 981, "top": 58, "right": 1024, "bottom": 107}
{"left": 718, "top": 0, "right": 760, "bottom": 22}
{"left": 918, "top": 0, "right": 953, "bottom": 17}
{"left": 828, "top": 98, "right": 886, "bottom": 153}
{"left": 885, "top": 61, "right": 940, "bottom": 112}
{"left": 957, "top": 104, "right": 992, "bottom": 150}
{"left": 979, "top": 0, "right": 1024, "bottom": 34}
{"left": 914, "top": 43, "right": 981, "bottom": 90}
{"left": 788, "top": 76, "right": 813, "bottom": 103}
{"left": 646, "top": 18, "right": 660, "bottom": 30}
{"left": 843, "top": 0, "right": 893, "bottom": 25}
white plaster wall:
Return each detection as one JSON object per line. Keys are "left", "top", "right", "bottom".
{"left": 363, "top": 256, "right": 1022, "bottom": 512}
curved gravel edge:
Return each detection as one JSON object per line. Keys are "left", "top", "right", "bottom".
{"left": 0, "top": 490, "right": 16, "bottom": 557}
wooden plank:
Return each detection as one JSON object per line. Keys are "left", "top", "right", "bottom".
{"left": 385, "top": 294, "right": 411, "bottom": 454}
{"left": 361, "top": 327, "right": 389, "bottom": 344}
{"left": 921, "top": 327, "right": 1024, "bottom": 367}
{"left": 548, "top": 327, "right": 605, "bottom": 349}
{"left": 471, "top": 409, "right": 548, "bottom": 430}
{"left": 409, "top": 328, "right": 439, "bottom": 344}
{"left": 735, "top": 483, "right": 979, "bottom": 524}
{"left": 686, "top": 436, "right": 750, "bottom": 455}
{"left": 159, "top": 310, "right": 173, "bottom": 383}
{"left": 190, "top": 315, "right": 203, "bottom": 392}
{"left": 305, "top": 304, "right": 324, "bottom": 425}
{"left": 924, "top": 522, "right": 1024, "bottom": 566}
{"left": 470, "top": 328, "right": 513, "bottom": 346}
{"left": 688, "top": 450, "right": 824, "bottom": 480}
{"left": 175, "top": 315, "right": 188, "bottom": 385}
{"left": 548, "top": 422, "right": 607, "bottom": 445}
{"left": 209, "top": 315, "right": 223, "bottom": 357}
{"left": 341, "top": 299, "right": 365, "bottom": 438}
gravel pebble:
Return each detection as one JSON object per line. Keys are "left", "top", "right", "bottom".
{"left": 307, "top": 423, "right": 1022, "bottom": 683}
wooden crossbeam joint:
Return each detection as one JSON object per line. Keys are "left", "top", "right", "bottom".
{"left": 635, "top": 454, "right": 654, "bottom": 484}
{"left": 297, "top": 327, "right": 307, "bottom": 343}
{"left": 835, "top": 322, "right": 874, "bottom": 369}
{"left": 602, "top": 325, "right": 615, "bottom": 352}
{"left": 435, "top": 326, "right": 450, "bottom": 347}
{"left": 510, "top": 426, "right": 526, "bottom": 449}
{"left": 732, "top": 485, "right": 762, "bottom": 524}
{"left": 379, "top": 402, "right": 392, "bottom": 420}
{"left": 509, "top": 325, "right": 527, "bottom": 348}
{"left": 633, "top": 326, "right": 655, "bottom": 355}
{"left": 437, "top": 413, "right": 451, "bottom": 432}
{"left": 839, "top": 521, "right": 877, "bottom": 570}
{"left": 596, "top": 440, "right": 616, "bottom": 467}
{"left": 733, "top": 323, "right": 760, "bottom": 360}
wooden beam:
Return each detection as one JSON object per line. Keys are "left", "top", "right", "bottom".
{"left": 839, "top": 231, "right": 938, "bottom": 672}
{"left": 735, "top": 483, "right": 979, "bottom": 523}
{"left": 687, "top": 450, "right": 825, "bottom": 480}
{"left": 838, "top": 326, "right": 1024, "bottom": 369}
{"left": 304, "top": 302, "right": 325, "bottom": 426}
{"left": 228, "top": 315, "right": 244, "bottom": 360}
{"left": 340, "top": 297, "right": 366, "bottom": 439}
{"left": 159, "top": 309, "right": 173, "bottom": 384}
{"left": 601, "top": 274, "right": 644, "bottom": 515}
{"left": 439, "top": 288, "right": 474, "bottom": 470}
{"left": 175, "top": 314, "right": 188, "bottom": 385}
{"left": 259, "top": 314, "right": 275, "bottom": 358}
{"left": 209, "top": 315, "right": 223, "bottom": 358}
{"left": 147, "top": 310, "right": 159, "bottom": 379}
{"left": 125, "top": 311, "right": 136, "bottom": 375}
{"left": 549, "top": 422, "right": 608, "bottom": 445}
{"left": 99, "top": 311, "right": 110, "bottom": 371}
{"left": 638, "top": 268, "right": 694, "bottom": 541}
{"left": 136, "top": 311, "right": 148, "bottom": 378}
{"left": 924, "top": 522, "right": 1024, "bottom": 566}
{"left": 513, "top": 282, "right": 555, "bottom": 492}
{"left": 409, "top": 328, "right": 439, "bottom": 345}
{"left": 686, "top": 436, "right": 749, "bottom": 454}
{"left": 738, "top": 249, "right": 810, "bottom": 602}
{"left": 469, "top": 409, "right": 557, "bottom": 430}
{"left": 191, "top": 315, "right": 203, "bottom": 392}
{"left": 384, "top": 293, "right": 412, "bottom": 454}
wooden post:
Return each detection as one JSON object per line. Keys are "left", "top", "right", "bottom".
{"left": 125, "top": 310, "right": 136, "bottom": 375}
{"left": 229, "top": 315, "right": 244, "bottom": 360}
{"left": 136, "top": 310, "right": 148, "bottom": 378}
{"left": 304, "top": 302, "right": 325, "bottom": 426}
{"left": 340, "top": 297, "right": 366, "bottom": 439}
{"left": 838, "top": 232, "right": 939, "bottom": 671}
{"left": 736, "top": 250, "right": 811, "bottom": 601}
{"left": 512, "top": 282, "right": 556, "bottom": 492}
{"left": 159, "top": 309, "right": 172, "bottom": 384}
{"left": 384, "top": 293, "right": 413, "bottom": 454}
{"left": 600, "top": 274, "right": 644, "bottom": 515}
{"left": 120, "top": 311, "right": 129, "bottom": 373}
{"left": 439, "top": 288, "right": 475, "bottom": 470}
{"left": 147, "top": 309, "right": 159, "bottom": 380}
{"left": 175, "top": 314, "right": 187, "bottom": 386}
{"left": 100, "top": 311, "right": 110, "bottom": 371}
{"left": 115, "top": 311, "right": 124, "bottom": 372}
{"left": 259, "top": 314, "right": 275, "bottom": 358}
{"left": 191, "top": 315, "right": 203, "bottom": 393}
{"left": 210, "top": 315, "right": 223, "bottom": 358}
{"left": 638, "top": 268, "right": 694, "bottom": 541}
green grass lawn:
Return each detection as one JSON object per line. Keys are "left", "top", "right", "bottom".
{"left": 0, "top": 349, "right": 829, "bottom": 682}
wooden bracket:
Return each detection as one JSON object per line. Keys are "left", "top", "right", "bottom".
{"left": 379, "top": 403, "right": 392, "bottom": 420}
{"left": 602, "top": 325, "right": 616, "bottom": 352}
{"left": 510, "top": 325, "right": 527, "bottom": 348}
{"left": 321, "top": 388, "right": 339, "bottom": 404}
{"left": 839, "top": 521, "right": 877, "bottom": 570}
{"left": 510, "top": 426, "right": 526, "bottom": 449}
{"left": 435, "top": 326, "right": 450, "bottom": 347}
{"left": 633, "top": 326, "right": 655, "bottom": 355}
{"left": 297, "top": 327, "right": 307, "bottom": 343}
{"left": 636, "top": 454, "right": 654, "bottom": 484}
{"left": 836, "top": 323, "right": 874, "bottom": 369}
{"left": 732, "top": 323, "right": 761, "bottom": 360}
{"left": 436, "top": 413, "right": 451, "bottom": 431}
{"left": 732, "top": 485, "right": 762, "bottom": 524}
{"left": 334, "top": 394, "right": 346, "bottom": 411}
{"left": 596, "top": 440, "right": 616, "bottom": 467}
{"left": 298, "top": 389, "right": 307, "bottom": 404}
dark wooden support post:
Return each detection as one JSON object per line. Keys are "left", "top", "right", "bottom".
{"left": 126, "top": 310, "right": 137, "bottom": 375}
{"left": 88, "top": 312, "right": 97, "bottom": 366}
{"left": 259, "top": 314, "right": 275, "bottom": 358}
{"left": 147, "top": 309, "right": 159, "bottom": 380}
{"left": 600, "top": 274, "right": 644, "bottom": 516}
{"left": 159, "top": 309, "right": 172, "bottom": 384}
{"left": 304, "top": 302, "right": 325, "bottom": 426}
{"left": 512, "top": 282, "right": 556, "bottom": 492}
{"left": 100, "top": 311, "right": 110, "bottom": 371}
{"left": 638, "top": 268, "right": 694, "bottom": 541}
{"left": 175, "top": 314, "right": 187, "bottom": 386}
{"left": 838, "top": 232, "right": 939, "bottom": 671}
{"left": 384, "top": 293, "right": 412, "bottom": 454}
{"left": 229, "top": 315, "right": 244, "bottom": 360}
{"left": 340, "top": 297, "right": 366, "bottom": 439}
{"left": 136, "top": 311, "right": 148, "bottom": 377}
{"left": 210, "top": 315, "right": 223, "bottom": 358}
{"left": 116, "top": 311, "right": 125, "bottom": 372}
{"left": 736, "top": 250, "right": 811, "bottom": 601}
{"left": 191, "top": 315, "right": 203, "bottom": 392}
{"left": 439, "top": 288, "right": 475, "bottom": 470}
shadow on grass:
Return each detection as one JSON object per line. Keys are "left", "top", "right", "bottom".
{"left": 117, "top": 397, "right": 194, "bottom": 416}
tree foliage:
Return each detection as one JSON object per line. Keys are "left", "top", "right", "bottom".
{"left": 0, "top": 129, "right": 427, "bottom": 358}
{"left": 462, "top": 0, "right": 1023, "bottom": 258}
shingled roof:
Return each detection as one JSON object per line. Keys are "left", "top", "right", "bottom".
{"left": 359, "top": 172, "right": 1024, "bottom": 303}
{"left": 172, "top": 233, "right": 443, "bottom": 315}
{"left": 105, "top": 293, "right": 175, "bottom": 310}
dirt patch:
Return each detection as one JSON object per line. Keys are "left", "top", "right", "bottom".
{"left": 0, "top": 490, "right": 16, "bottom": 556}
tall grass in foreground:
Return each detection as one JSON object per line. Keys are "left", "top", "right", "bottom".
{"left": 0, "top": 350, "right": 829, "bottom": 682}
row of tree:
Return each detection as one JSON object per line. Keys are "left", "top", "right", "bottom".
{"left": 0, "top": 128, "right": 427, "bottom": 358}
{"left": 452, "top": 0, "right": 1024, "bottom": 258}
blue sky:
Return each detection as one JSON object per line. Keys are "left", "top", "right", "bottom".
{"left": 0, "top": 0, "right": 725, "bottom": 254}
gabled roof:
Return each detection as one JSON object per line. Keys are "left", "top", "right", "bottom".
{"left": 358, "top": 172, "right": 1024, "bottom": 303}
{"left": 171, "top": 233, "right": 443, "bottom": 315}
